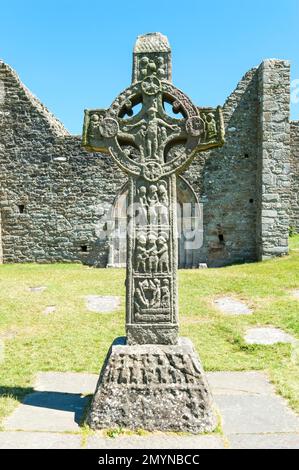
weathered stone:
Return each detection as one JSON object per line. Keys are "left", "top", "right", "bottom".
{"left": 256, "top": 59, "right": 291, "bottom": 261}
{"left": 0, "top": 54, "right": 297, "bottom": 267}
{"left": 0, "top": 431, "right": 82, "bottom": 449}
{"left": 228, "top": 433, "right": 299, "bottom": 449}
{"left": 207, "top": 371, "right": 274, "bottom": 396}
{"left": 82, "top": 32, "right": 224, "bottom": 346}
{"left": 3, "top": 370, "right": 299, "bottom": 448}
{"left": 244, "top": 327, "right": 297, "bottom": 345}
{"left": 291, "top": 289, "right": 299, "bottom": 299}
{"left": 290, "top": 122, "right": 299, "bottom": 231}
{"left": 215, "top": 394, "right": 299, "bottom": 434}
{"left": 198, "top": 263, "right": 208, "bottom": 268}
{"left": 126, "top": 324, "right": 178, "bottom": 345}
{"left": 4, "top": 391, "right": 88, "bottom": 432}
{"left": 43, "top": 305, "right": 56, "bottom": 314}
{"left": 214, "top": 296, "right": 252, "bottom": 315}
{"left": 82, "top": 33, "right": 222, "bottom": 432}
{"left": 86, "top": 433, "right": 225, "bottom": 449}
{"left": 88, "top": 337, "right": 216, "bottom": 433}
{"left": 85, "top": 295, "right": 121, "bottom": 313}
{"left": 0, "top": 328, "right": 18, "bottom": 340}
{"left": 28, "top": 286, "right": 47, "bottom": 292}
{"left": 34, "top": 371, "right": 98, "bottom": 394}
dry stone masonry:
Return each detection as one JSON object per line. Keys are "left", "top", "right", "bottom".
{"left": 290, "top": 121, "right": 299, "bottom": 232}
{"left": 0, "top": 40, "right": 298, "bottom": 267}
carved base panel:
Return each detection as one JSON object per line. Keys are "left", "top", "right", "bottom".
{"left": 87, "top": 337, "right": 217, "bottom": 433}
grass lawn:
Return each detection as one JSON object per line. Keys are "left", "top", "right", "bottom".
{"left": 0, "top": 235, "right": 298, "bottom": 428}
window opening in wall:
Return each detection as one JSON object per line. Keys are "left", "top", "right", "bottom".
{"left": 80, "top": 245, "right": 88, "bottom": 252}
{"left": 18, "top": 204, "right": 25, "bottom": 214}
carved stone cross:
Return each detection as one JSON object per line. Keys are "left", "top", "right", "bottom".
{"left": 83, "top": 33, "right": 224, "bottom": 346}
{"left": 82, "top": 33, "right": 225, "bottom": 433}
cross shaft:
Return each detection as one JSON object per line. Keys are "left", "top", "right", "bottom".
{"left": 82, "top": 32, "right": 224, "bottom": 344}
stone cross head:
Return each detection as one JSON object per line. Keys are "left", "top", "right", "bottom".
{"left": 82, "top": 32, "right": 224, "bottom": 182}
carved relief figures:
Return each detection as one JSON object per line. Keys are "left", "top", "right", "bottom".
{"left": 147, "top": 233, "right": 158, "bottom": 272}
{"left": 161, "top": 279, "right": 170, "bottom": 308}
{"left": 88, "top": 113, "right": 102, "bottom": 140}
{"left": 138, "top": 55, "right": 167, "bottom": 81}
{"left": 133, "top": 173, "right": 170, "bottom": 277}
{"left": 135, "top": 233, "right": 147, "bottom": 272}
{"left": 133, "top": 177, "right": 171, "bottom": 319}
{"left": 203, "top": 112, "right": 218, "bottom": 141}
{"left": 156, "top": 233, "right": 169, "bottom": 273}
{"left": 135, "top": 180, "right": 169, "bottom": 226}
{"left": 157, "top": 182, "right": 169, "bottom": 224}
{"left": 134, "top": 231, "right": 169, "bottom": 274}
{"left": 122, "top": 99, "right": 180, "bottom": 164}
{"left": 134, "top": 277, "right": 171, "bottom": 315}
{"left": 148, "top": 185, "right": 159, "bottom": 225}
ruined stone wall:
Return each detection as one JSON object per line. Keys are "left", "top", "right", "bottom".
{"left": 256, "top": 60, "right": 291, "bottom": 260}
{"left": 0, "top": 59, "right": 295, "bottom": 267}
{"left": 290, "top": 121, "right": 299, "bottom": 231}
{"left": 184, "top": 67, "right": 259, "bottom": 266}
{"left": 0, "top": 61, "right": 125, "bottom": 265}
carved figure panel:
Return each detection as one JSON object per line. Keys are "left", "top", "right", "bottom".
{"left": 133, "top": 276, "right": 172, "bottom": 322}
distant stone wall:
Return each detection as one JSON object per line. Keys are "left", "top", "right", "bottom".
{"left": 290, "top": 121, "right": 299, "bottom": 231}
{"left": 0, "top": 61, "right": 125, "bottom": 265}
{"left": 185, "top": 67, "right": 259, "bottom": 266}
{"left": 256, "top": 60, "right": 291, "bottom": 260}
{"left": 0, "top": 58, "right": 296, "bottom": 267}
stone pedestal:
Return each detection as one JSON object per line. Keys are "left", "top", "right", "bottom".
{"left": 88, "top": 337, "right": 217, "bottom": 433}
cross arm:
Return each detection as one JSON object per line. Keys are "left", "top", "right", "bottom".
{"left": 82, "top": 109, "right": 110, "bottom": 154}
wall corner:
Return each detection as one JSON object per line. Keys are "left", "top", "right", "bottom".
{"left": 256, "top": 59, "right": 291, "bottom": 260}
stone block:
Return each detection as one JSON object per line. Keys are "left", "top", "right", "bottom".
{"left": 88, "top": 337, "right": 217, "bottom": 433}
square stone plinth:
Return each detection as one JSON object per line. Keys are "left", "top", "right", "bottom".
{"left": 88, "top": 337, "right": 216, "bottom": 433}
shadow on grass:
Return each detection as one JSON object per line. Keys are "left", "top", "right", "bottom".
{"left": 0, "top": 386, "right": 34, "bottom": 403}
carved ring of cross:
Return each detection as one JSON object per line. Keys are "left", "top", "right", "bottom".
{"left": 83, "top": 75, "right": 224, "bottom": 182}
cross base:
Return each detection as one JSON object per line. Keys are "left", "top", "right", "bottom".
{"left": 87, "top": 337, "right": 217, "bottom": 433}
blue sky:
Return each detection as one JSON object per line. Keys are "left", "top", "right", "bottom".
{"left": 0, "top": 0, "right": 298, "bottom": 134}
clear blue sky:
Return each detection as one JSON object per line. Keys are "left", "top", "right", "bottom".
{"left": 1, "top": 0, "right": 298, "bottom": 134}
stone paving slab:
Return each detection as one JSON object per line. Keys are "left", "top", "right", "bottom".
{"left": 2, "top": 370, "right": 299, "bottom": 448}
{"left": 3, "top": 392, "right": 88, "bottom": 432}
{"left": 215, "top": 394, "right": 299, "bottom": 434}
{"left": 43, "top": 306, "right": 56, "bottom": 315}
{"left": 207, "top": 371, "right": 274, "bottom": 396}
{"left": 291, "top": 289, "right": 299, "bottom": 300}
{"left": 34, "top": 372, "right": 98, "bottom": 395}
{"left": 28, "top": 286, "right": 47, "bottom": 293}
{"left": 0, "top": 431, "right": 81, "bottom": 449}
{"left": 244, "top": 327, "right": 297, "bottom": 345}
{"left": 214, "top": 297, "right": 252, "bottom": 315}
{"left": 86, "top": 434, "right": 225, "bottom": 449}
{"left": 85, "top": 295, "right": 121, "bottom": 313}
{"left": 0, "top": 329, "right": 18, "bottom": 340}
{"left": 228, "top": 433, "right": 299, "bottom": 449}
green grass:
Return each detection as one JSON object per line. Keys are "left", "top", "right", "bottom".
{"left": 0, "top": 236, "right": 298, "bottom": 426}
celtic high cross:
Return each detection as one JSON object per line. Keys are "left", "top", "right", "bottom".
{"left": 82, "top": 33, "right": 224, "bottom": 345}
